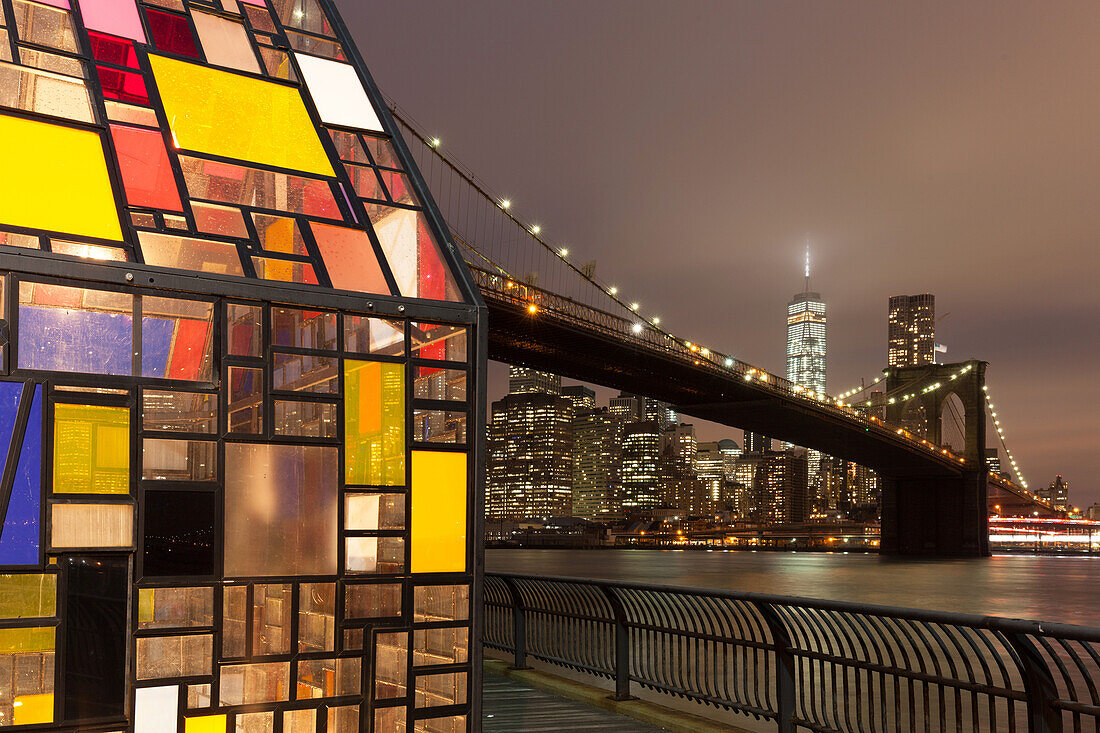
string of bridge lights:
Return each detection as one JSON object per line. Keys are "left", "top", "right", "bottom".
{"left": 420, "top": 124, "right": 1030, "bottom": 486}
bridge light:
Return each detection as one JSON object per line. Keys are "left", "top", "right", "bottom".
{"left": 560, "top": 248, "right": 569, "bottom": 257}
{"left": 500, "top": 199, "right": 511, "bottom": 209}
{"left": 609, "top": 286, "right": 618, "bottom": 295}
{"left": 531, "top": 224, "right": 541, "bottom": 235}
{"left": 652, "top": 317, "right": 660, "bottom": 325}
{"left": 744, "top": 373, "right": 753, "bottom": 382}
{"left": 701, "top": 348, "right": 710, "bottom": 356}
{"left": 630, "top": 302, "right": 639, "bottom": 311}
{"left": 429, "top": 137, "right": 441, "bottom": 148}
{"left": 631, "top": 323, "right": 643, "bottom": 334}
{"left": 527, "top": 303, "right": 538, "bottom": 314}
{"left": 724, "top": 357, "right": 734, "bottom": 367}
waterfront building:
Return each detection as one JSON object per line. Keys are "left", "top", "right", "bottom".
{"left": 609, "top": 392, "right": 643, "bottom": 420}
{"left": 986, "top": 448, "right": 1002, "bottom": 475}
{"left": 751, "top": 450, "right": 811, "bottom": 523}
{"left": 487, "top": 392, "right": 573, "bottom": 519}
{"left": 563, "top": 384, "right": 597, "bottom": 413}
{"left": 888, "top": 294, "right": 936, "bottom": 367}
{"left": 697, "top": 442, "right": 727, "bottom": 504}
{"left": 786, "top": 252, "right": 826, "bottom": 504}
{"left": 0, "top": 0, "right": 481, "bottom": 726}
{"left": 667, "top": 423, "right": 698, "bottom": 471}
{"left": 743, "top": 431, "right": 773, "bottom": 453}
{"left": 1038, "top": 475, "right": 1071, "bottom": 513}
{"left": 509, "top": 365, "right": 561, "bottom": 395}
{"left": 572, "top": 408, "right": 625, "bottom": 520}
{"left": 620, "top": 421, "right": 663, "bottom": 513}
{"left": 643, "top": 397, "right": 678, "bottom": 431}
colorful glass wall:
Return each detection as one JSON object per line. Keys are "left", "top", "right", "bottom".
{"left": 0, "top": 0, "right": 481, "bottom": 730}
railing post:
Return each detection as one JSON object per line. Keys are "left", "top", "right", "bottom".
{"left": 502, "top": 576, "right": 529, "bottom": 670}
{"left": 1007, "top": 632, "right": 1062, "bottom": 733}
{"left": 757, "top": 602, "right": 796, "bottom": 733}
{"left": 598, "top": 585, "right": 635, "bottom": 701}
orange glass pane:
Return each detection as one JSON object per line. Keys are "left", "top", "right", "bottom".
{"left": 110, "top": 124, "right": 182, "bottom": 211}
{"left": 310, "top": 222, "right": 390, "bottom": 295}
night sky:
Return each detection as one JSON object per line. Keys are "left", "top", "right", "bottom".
{"left": 337, "top": 1, "right": 1100, "bottom": 505}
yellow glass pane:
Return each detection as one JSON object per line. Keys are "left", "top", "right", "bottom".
{"left": 185, "top": 714, "right": 227, "bottom": 733}
{"left": 345, "top": 360, "right": 404, "bottom": 486}
{"left": 0, "top": 113, "right": 122, "bottom": 240}
{"left": 53, "top": 404, "right": 130, "bottom": 494}
{"left": 149, "top": 55, "right": 334, "bottom": 177}
{"left": 0, "top": 626, "right": 54, "bottom": 653}
{"left": 13, "top": 693, "right": 53, "bottom": 725}
{"left": 0, "top": 574, "right": 56, "bottom": 618}
{"left": 411, "top": 451, "right": 467, "bottom": 573}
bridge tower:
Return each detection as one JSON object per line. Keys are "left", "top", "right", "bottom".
{"left": 880, "top": 360, "right": 989, "bottom": 556}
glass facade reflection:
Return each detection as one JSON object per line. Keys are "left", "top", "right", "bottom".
{"left": 0, "top": 0, "right": 480, "bottom": 730}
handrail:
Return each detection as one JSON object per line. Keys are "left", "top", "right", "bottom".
{"left": 484, "top": 572, "right": 1096, "bottom": 731}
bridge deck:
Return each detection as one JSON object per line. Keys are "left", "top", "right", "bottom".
{"left": 481, "top": 674, "right": 664, "bottom": 732}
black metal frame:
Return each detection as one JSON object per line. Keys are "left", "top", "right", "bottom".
{"left": 485, "top": 572, "right": 1100, "bottom": 733}
{"left": 0, "top": 0, "right": 488, "bottom": 729}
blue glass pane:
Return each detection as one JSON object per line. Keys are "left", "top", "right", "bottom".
{"left": 0, "top": 382, "right": 21, "bottom": 465}
{"left": 141, "top": 316, "right": 175, "bottom": 378}
{"left": 19, "top": 306, "right": 133, "bottom": 375}
{"left": 0, "top": 385, "right": 42, "bottom": 565}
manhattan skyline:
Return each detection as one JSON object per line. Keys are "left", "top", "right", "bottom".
{"left": 341, "top": 0, "right": 1100, "bottom": 503}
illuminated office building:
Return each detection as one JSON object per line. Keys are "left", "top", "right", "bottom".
{"left": 572, "top": 408, "right": 624, "bottom": 520}
{"left": 751, "top": 450, "right": 810, "bottom": 523}
{"left": 563, "top": 384, "right": 596, "bottom": 413}
{"left": 787, "top": 251, "right": 826, "bottom": 496}
{"left": 487, "top": 392, "right": 573, "bottom": 520}
{"left": 508, "top": 365, "right": 561, "bottom": 395}
{"left": 0, "top": 1, "right": 481, "bottom": 728}
{"left": 888, "top": 294, "right": 936, "bottom": 367}
{"left": 620, "top": 421, "right": 663, "bottom": 512}
{"left": 609, "top": 392, "right": 642, "bottom": 421}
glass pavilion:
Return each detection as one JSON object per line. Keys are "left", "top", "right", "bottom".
{"left": 0, "top": 0, "right": 483, "bottom": 730}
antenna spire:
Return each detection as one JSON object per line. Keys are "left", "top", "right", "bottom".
{"left": 804, "top": 242, "right": 811, "bottom": 291}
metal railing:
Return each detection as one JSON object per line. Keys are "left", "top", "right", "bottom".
{"left": 484, "top": 573, "right": 1100, "bottom": 732}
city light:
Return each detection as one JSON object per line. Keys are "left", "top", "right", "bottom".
{"left": 527, "top": 303, "right": 538, "bottom": 314}
{"left": 631, "top": 323, "right": 643, "bottom": 334}
{"left": 429, "top": 136, "right": 441, "bottom": 147}
{"left": 500, "top": 198, "right": 511, "bottom": 209}
{"left": 531, "top": 224, "right": 541, "bottom": 235}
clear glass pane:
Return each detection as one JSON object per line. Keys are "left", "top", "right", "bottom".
{"left": 374, "top": 632, "right": 407, "bottom": 699}
{"left": 272, "top": 353, "right": 338, "bottom": 393}
{"left": 142, "top": 390, "right": 217, "bottom": 433}
{"left": 413, "top": 410, "right": 466, "bottom": 444}
{"left": 344, "top": 494, "right": 404, "bottom": 531}
{"left": 413, "top": 627, "right": 468, "bottom": 666}
{"left": 223, "top": 443, "right": 338, "bottom": 577}
{"left": 227, "top": 303, "right": 262, "bottom": 357}
{"left": 11, "top": 0, "right": 79, "bottom": 52}
{"left": 413, "top": 368, "right": 466, "bottom": 401}
{"left": 137, "top": 587, "right": 214, "bottom": 629}
{"left": 218, "top": 661, "right": 290, "bottom": 705}
{"left": 179, "top": 156, "right": 339, "bottom": 220}
{"left": 410, "top": 323, "right": 467, "bottom": 362}
{"left": 228, "top": 366, "right": 263, "bottom": 434}
{"left": 252, "top": 583, "right": 292, "bottom": 655}
{"left": 344, "top": 583, "right": 401, "bottom": 619}
{"left": 222, "top": 585, "right": 247, "bottom": 657}
{"left": 142, "top": 296, "right": 215, "bottom": 382}
{"left": 271, "top": 308, "right": 336, "bottom": 350}
{"left": 413, "top": 586, "right": 470, "bottom": 623}
{"left": 273, "top": 400, "right": 337, "bottom": 438}
{"left": 297, "top": 582, "right": 334, "bottom": 653}
{"left": 49, "top": 503, "right": 132, "bottom": 548}
{"left": 345, "top": 537, "right": 403, "bottom": 574}
{"left": 135, "top": 634, "right": 212, "bottom": 679}
{"left": 142, "top": 438, "right": 217, "bottom": 481}
{"left": 414, "top": 672, "right": 466, "bottom": 708}
{"left": 137, "top": 231, "right": 245, "bottom": 277}
{"left": 344, "top": 315, "right": 403, "bottom": 356}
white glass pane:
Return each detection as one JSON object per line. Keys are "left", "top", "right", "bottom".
{"left": 294, "top": 52, "right": 381, "bottom": 131}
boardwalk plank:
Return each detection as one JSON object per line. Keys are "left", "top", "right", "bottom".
{"left": 482, "top": 675, "right": 664, "bottom": 731}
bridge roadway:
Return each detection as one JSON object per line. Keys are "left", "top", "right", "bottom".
{"left": 470, "top": 267, "right": 1056, "bottom": 555}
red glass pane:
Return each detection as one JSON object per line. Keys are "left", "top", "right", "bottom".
{"left": 145, "top": 8, "right": 200, "bottom": 59}
{"left": 418, "top": 216, "right": 446, "bottom": 301}
{"left": 97, "top": 65, "right": 149, "bottom": 104}
{"left": 167, "top": 320, "right": 212, "bottom": 380}
{"left": 88, "top": 31, "right": 139, "bottom": 68}
{"left": 110, "top": 124, "right": 182, "bottom": 211}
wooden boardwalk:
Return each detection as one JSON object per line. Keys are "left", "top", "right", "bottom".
{"left": 482, "top": 674, "right": 664, "bottom": 732}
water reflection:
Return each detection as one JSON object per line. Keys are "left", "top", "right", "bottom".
{"left": 487, "top": 549, "right": 1100, "bottom": 626}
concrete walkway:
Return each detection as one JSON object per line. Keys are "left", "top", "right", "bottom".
{"left": 482, "top": 674, "right": 664, "bottom": 731}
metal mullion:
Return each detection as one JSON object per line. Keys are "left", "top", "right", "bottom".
{"left": 410, "top": 399, "right": 466, "bottom": 412}
{"left": 0, "top": 252, "right": 478, "bottom": 324}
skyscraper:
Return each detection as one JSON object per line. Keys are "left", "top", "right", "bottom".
{"left": 620, "top": 421, "right": 663, "bottom": 513}
{"left": 751, "top": 450, "right": 810, "bottom": 523}
{"left": 572, "top": 408, "right": 624, "bottom": 520}
{"left": 787, "top": 249, "right": 826, "bottom": 501}
{"left": 643, "top": 397, "right": 678, "bottom": 431}
{"left": 486, "top": 392, "right": 573, "bottom": 519}
{"left": 888, "top": 294, "right": 936, "bottom": 367}
{"left": 743, "top": 432, "right": 772, "bottom": 453}
{"left": 563, "top": 385, "right": 596, "bottom": 412}
{"left": 786, "top": 249, "right": 827, "bottom": 396}
{"left": 509, "top": 365, "right": 562, "bottom": 395}
{"left": 609, "top": 392, "right": 643, "bottom": 421}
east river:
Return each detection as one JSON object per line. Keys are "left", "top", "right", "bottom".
{"left": 487, "top": 548, "right": 1100, "bottom": 626}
